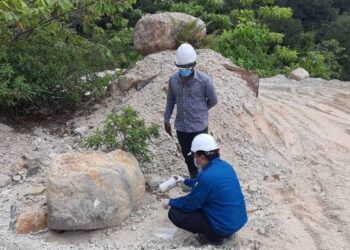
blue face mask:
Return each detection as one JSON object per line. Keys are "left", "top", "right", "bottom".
{"left": 179, "top": 68, "right": 193, "bottom": 77}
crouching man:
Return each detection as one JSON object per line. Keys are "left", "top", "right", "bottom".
{"left": 162, "top": 133, "right": 248, "bottom": 245}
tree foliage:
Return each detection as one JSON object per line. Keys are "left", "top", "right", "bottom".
{"left": 0, "top": 0, "right": 136, "bottom": 41}
{"left": 0, "top": 0, "right": 140, "bottom": 113}
{"left": 1, "top": 0, "right": 349, "bottom": 116}
{"left": 319, "top": 14, "right": 350, "bottom": 80}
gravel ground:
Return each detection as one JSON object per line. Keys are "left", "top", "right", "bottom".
{"left": 0, "top": 50, "right": 349, "bottom": 250}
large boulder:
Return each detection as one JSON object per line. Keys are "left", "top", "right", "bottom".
{"left": 47, "top": 150, "right": 145, "bottom": 230}
{"left": 289, "top": 67, "right": 309, "bottom": 81}
{"left": 133, "top": 12, "right": 206, "bottom": 55}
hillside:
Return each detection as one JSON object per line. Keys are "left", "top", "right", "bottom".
{"left": 0, "top": 50, "right": 349, "bottom": 249}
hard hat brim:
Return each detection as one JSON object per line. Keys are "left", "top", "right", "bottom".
{"left": 175, "top": 62, "right": 196, "bottom": 68}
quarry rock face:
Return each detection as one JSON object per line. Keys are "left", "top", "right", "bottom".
{"left": 47, "top": 150, "right": 145, "bottom": 230}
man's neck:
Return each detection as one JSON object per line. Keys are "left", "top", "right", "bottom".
{"left": 180, "top": 70, "right": 195, "bottom": 83}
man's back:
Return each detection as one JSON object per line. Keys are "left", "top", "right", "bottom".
{"left": 200, "top": 158, "right": 248, "bottom": 236}
{"left": 170, "top": 158, "right": 248, "bottom": 236}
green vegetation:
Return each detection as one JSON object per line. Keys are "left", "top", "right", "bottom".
{"left": 0, "top": 0, "right": 140, "bottom": 113}
{"left": 85, "top": 106, "right": 160, "bottom": 162}
{"left": 134, "top": 0, "right": 350, "bottom": 80}
{"left": 1, "top": 0, "right": 349, "bottom": 115}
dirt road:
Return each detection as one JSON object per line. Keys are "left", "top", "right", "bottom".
{"left": 254, "top": 77, "right": 350, "bottom": 250}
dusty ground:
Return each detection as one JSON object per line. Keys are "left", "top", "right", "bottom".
{"left": 0, "top": 50, "right": 349, "bottom": 250}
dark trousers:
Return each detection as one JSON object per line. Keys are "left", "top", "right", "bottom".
{"left": 176, "top": 127, "right": 208, "bottom": 178}
{"left": 168, "top": 207, "right": 225, "bottom": 242}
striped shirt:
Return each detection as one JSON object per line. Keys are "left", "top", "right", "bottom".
{"left": 164, "top": 70, "right": 218, "bottom": 133}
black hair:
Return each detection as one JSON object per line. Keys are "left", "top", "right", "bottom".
{"left": 195, "top": 149, "right": 220, "bottom": 161}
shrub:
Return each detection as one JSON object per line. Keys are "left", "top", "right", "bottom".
{"left": 170, "top": 3, "right": 206, "bottom": 17}
{"left": 202, "top": 13, "right": 232, "bottom": 33}
{"left": 174, "top": 20, "right": 212, "bottom": 48}
{"left": 274, "top": 46, "right": 298, "bottom": 65}
{"left": 299, "top": 51, "right": 330, "bottom": 79}
{"left": 315, "top": 39, "right": 344, "bottom": 79}
{"left": 85, "top": 107, "right": 160, "bottom": 162}
{"left": 0, "top": 0, "right": 139, "bottom": 114}
{"left": 87, "top": 26, "right": 142, "bottom": 69}
{"left": 0, "top": 63, "right": 33, "bottom": 107}
{"left": 213, "top": 21, "right": 284, "bottom": 76}
{"left": 1, "top": 23, "right": 113, "bottom": 112}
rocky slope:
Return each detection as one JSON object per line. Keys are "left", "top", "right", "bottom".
{"left": 0, "top": 50, "right": 349, "bottom": 250}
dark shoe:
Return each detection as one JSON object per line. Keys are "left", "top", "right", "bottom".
{"left": 196, "top": 234, "right": 226, "bottom": 246}
{"left": 196, "top": 234, "right": 210, "bottom": 245}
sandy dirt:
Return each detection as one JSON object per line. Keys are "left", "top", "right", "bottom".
{"left": 0, "top": 50, "right": 349, "bottom": 250}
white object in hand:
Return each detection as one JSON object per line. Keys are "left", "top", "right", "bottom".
{"left": 159, "top": 176, "right": 179, "bottom": 193}
{"left": 174, "top": 175, "right": 185, "bottom": 183}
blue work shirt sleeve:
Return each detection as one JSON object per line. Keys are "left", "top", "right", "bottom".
{"left": 169, "top": 177, "right": 211, "bottom": 212}
{"left": 184, "top": 178, "right": 196, "bottom": 187}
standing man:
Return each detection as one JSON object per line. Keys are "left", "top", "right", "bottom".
{"left": 162, "top": 133, "right": 248, "bottom": 245}
{"left": 164, "top": 43, "right": 218, "bottom": 178}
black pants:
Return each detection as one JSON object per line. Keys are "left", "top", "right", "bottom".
{"left": 168, "top": 207, "right": 225, "bottom": 242}
{"left": 176, "top": 127, "right": 208, "bottom": 178}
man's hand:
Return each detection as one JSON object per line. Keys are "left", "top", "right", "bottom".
{"left": 164, "top": 122, "right": 172, "bottom": 137}
{"left": 174, "top": 175, "right": 185, "bottom": 185}
{"left": 161, "top": 199, "right": 170, "bottom": 210}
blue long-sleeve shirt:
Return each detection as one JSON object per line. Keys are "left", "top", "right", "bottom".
{"left": 163, "top": 70, "right": 218, "bottom": 133}
{"left": 169, "top": 158, "right": 248, "bottom": 236}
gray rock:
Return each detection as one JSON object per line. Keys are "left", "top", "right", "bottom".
{"left": 26, "top": 158, "right": 42, "bottom": 177}
{"left": 247, "top": 182, "right": 258, "bottom": 193}
{"left": 118, "top": 74, "right": 137, "bottom": 91}
{"left": 47, "top": 150, "right": 145, "bottom": 230}
{"left": 33, "top": 137, "right": 43, "bottom": 147}
{"left": 73, "top": 127, "right": 88, "bottom": 137}
{"left": 23, "top": 186, "right": 46, "bottom": 197}
{"left": 289, "top": 67, "right": 309, "bottom": 81}
{"left": 0, "top": 123, "right": 13, "bottom": 133}
{"left": 12, "top": 174, "right": 22, "bottom": 182}
{"left": 89, "top": 237, "right": 97, "bottom": 244}
{"left": 145, "top": 175, "right": 163, "bottom": 189}
{"left": 133, "top": 12, "right": 206, "bottom": 55}
{"left": 0, "top": 173, "right": 11, "bottom": 188}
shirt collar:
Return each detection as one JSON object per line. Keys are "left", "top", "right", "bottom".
{"left": 202, "top": 157, "right": 220, "bottom": 171}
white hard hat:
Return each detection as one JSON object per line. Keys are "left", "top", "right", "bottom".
{"left": 190, "top": 133, "right": 219, "bottom": 154}
{"left": 175, "top": 43, "right": 197, "bottom": 66}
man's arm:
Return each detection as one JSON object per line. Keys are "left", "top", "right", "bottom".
{"left": 205, "top": 77, "right": 218, "bottom": 109}
{"left": 164, "top": 81, "right": 176, "bottom": 124}
{"left": 184, "top": 178, "right": 196, "bottom": 187}
{"left": 169, "top": 177, "right": 211, "bottom": 212}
